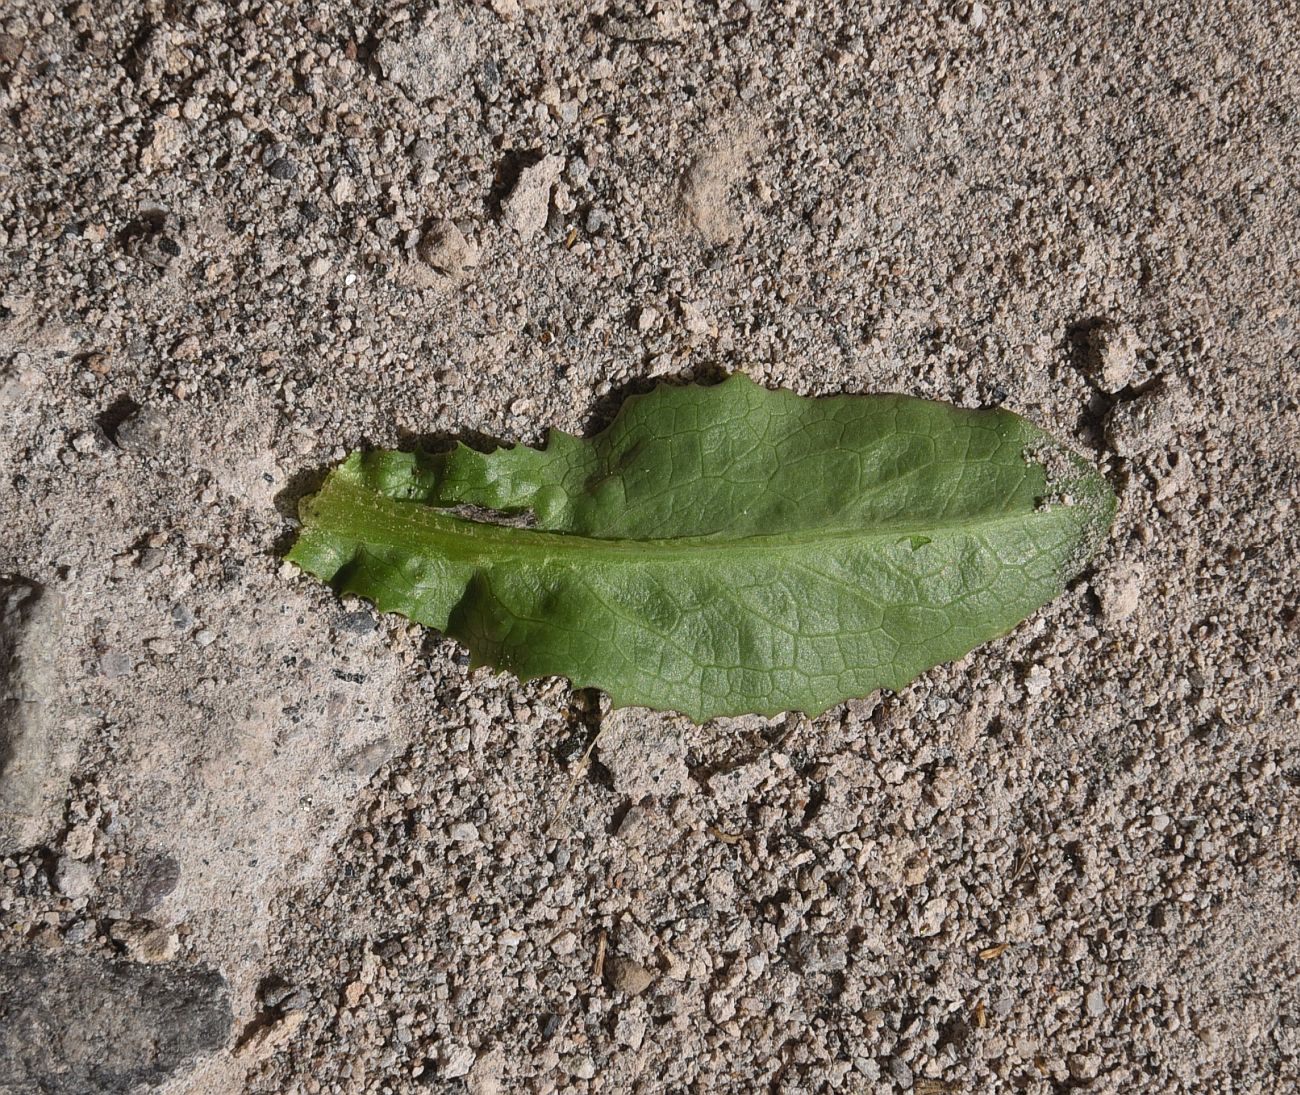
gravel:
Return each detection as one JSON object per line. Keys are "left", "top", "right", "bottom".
{"left": 0, "top": 0, "right": 1297, "bottom": 1093}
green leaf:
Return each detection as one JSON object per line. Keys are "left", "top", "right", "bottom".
{"left": 287, "top": 375, "right": 1114, "bottom": 720}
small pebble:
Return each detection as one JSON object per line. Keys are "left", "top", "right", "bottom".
{"left": 266, "top": 157, "right": 298, "bottom": 181}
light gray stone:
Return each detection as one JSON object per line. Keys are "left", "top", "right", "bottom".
{"left": 0, "top": 577, "right": 71, "bottom": 854}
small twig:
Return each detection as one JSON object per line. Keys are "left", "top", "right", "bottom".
{"left": 545, "top": 722, "right": 606, "bottom": 835}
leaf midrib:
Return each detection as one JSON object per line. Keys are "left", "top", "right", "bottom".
{"left": 311, "top": 475, "right": 1083, "bottom": 565}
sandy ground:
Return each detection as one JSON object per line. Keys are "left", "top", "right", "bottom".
{"left": 1, "top": 1, "right": 1298, "bottom": 1092}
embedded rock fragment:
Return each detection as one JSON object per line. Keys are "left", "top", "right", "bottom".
{"left": 376, "top": 7, "right": 479, "bottom": 101}
{"left": 1085, "top": 319, "right": 1140, "bottom": 393}
{"left": 0, "top": 952, "right": 232, "bottom": 1093}
{"left": 418, "top": 218, "right": 480, "bottom": 283}
{"left": 0, "top": 577, "right": 70, "bottom": 854}
{"left": 502, "top": 154, "right": 564, "bottom": 241}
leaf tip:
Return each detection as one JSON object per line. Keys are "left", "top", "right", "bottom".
{"left": 1022, "top": 432, "right": 1118, "bottom": 581}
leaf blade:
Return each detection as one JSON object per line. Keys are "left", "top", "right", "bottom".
{"left": 287, "top": 378, "right": 1114, "bottom": 719}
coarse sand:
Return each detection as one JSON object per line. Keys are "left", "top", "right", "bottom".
{"left": 0, "top": 1, "right": 1297, "bottom": 1092}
